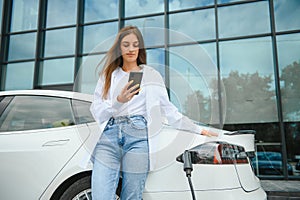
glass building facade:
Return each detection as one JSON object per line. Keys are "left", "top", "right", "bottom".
{"left": 0, "top": 0, "right": 300, "bottom": 179}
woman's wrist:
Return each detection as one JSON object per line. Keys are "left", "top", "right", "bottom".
{"left": 117, "top": 95, "right": 126, "bottom": 103}
{"left": 117, "top": 95, "right": 122, "bottom": 103}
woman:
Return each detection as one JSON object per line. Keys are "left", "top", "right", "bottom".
{"left": 90, "top": 25, "right": 217, "bottom": 200}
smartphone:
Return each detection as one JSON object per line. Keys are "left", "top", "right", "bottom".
{"left": 128, "top": 71, "right": 143, "bottom": 95}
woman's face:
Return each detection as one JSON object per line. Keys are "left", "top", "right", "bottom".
{"left": 120, "top": 33, "right": 139, "bottom": 64}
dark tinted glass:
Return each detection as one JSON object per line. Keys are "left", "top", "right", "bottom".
{"left": 284, "top": 122, "right": 300, "bottom": 177}
{"left": 0, "top": 96, "right": 75, "bottom": 132}
{"left": 72, "top": 100, "right": 95, "bottom": 124}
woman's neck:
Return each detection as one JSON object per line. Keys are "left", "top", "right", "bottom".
{"left": 122, "top": 62, "right": 140, "bottom": 72}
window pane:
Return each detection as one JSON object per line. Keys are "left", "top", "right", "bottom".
{"left": 125, "top": 0, "right": 164, "bottom": 17}
{"left": 277, "top": 33, "right": 300, "bottom": 122}
{"left": 218, "top": 1, "right": 270, "bottom": 38}
{"left": 46, "top": 0, "right": 77, "bottom": 28}
{"left": 147, "top": 48, "right": 165, "bottom": 78}
{"left": 125, "top": 16, "right": 164, "bottom": 47}
{"left": 76, "top": 54, "right": 105, "bottom": 94}
{"left": 284, "top": 122, "right": 300, "bottom": 177}
{"left": 84, "top": 0, "right": 118, "bottom": 23}
{"left": 0, "top": 96, "right": 75, "bottom": 131}
{"left": 277, "top": 33, "right": 300, "bottom": 177}
{"left": 274, "top": 0, "right": 300, "bottom": 32}
{"left": 220, "top": 37, "right": 277, "bottom": 124}
{"left": 11, "top": 0, "right": 38, "bottom": 32}
{"left": 169, "top": 9, "right": 215, "bottom": 44}
{"left": 39, "top": 58, "right": 74, "bottom": 85}
{"left": 8, "top": 33, "right": 36, "bottom": 61}
{"left": 218, "top": 0, "right": 248, "bottom": 3}
{"left": 5, "top": 62, "right": 34, "bottom": 90}
{"left": 220, "top": 37, "right": 283, "bottom": 177}
{"left": 251, "top": 146, "right": 286, "bottom": 176}
{"left": 0, "top": 0, "right": 2, "bottom": 33}
{"left": 83, "top": 22, "right": 118, "bottom": 53}
{"left": 202, "top": 43, "right": 217, "bottom": 65}
{"left": 169, "top": 44, "right": 218, "bottom": 124}
{"left": 44, "top": 28, "right": 76, "bottom": 57}
{"left": 169, "top": 0, "right": 213, "bottom": 11}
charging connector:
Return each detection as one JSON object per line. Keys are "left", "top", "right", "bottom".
{"left": 183, "top": 150, "right": 193, "bottom": 177}
{"left": 182, "top": 150, "right": 196, "bottom": 200}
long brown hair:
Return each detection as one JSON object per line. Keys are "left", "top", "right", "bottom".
{"left": 99, "top": 26, "right": 146, "bottom": 99}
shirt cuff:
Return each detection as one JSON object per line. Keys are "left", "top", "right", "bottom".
{"left": 194, "top": 125, "right": 204, "bottom": 134}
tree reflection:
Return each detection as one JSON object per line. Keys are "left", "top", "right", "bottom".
{"left": 183, "top": 60, "right": 300, "bottom": 125}
{"left": 222, "top": 71, "right": 277, "bottom": 123}
{"left": 183, "top": 90, "right": 210, "bottom": 123}
{"left": 183, "top": 70, "right": 277, "bottom": 124}
{"left": 281, "top": 61, "right": 300, "bottom": 121}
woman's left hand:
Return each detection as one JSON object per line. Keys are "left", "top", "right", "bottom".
{"left": 201, "top": 129, "right": 219, "bottom": 137}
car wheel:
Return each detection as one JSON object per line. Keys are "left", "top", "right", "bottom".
{"left": 58, "top": 175, "right": 121, "bottom": 200}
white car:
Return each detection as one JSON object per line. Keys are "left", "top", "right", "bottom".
{"left": 0, "top": 90, "right": 267, "bottom": 200}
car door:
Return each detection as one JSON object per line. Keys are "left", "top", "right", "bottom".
{"left": 0, "top": 95, "right": 90, "bottom": 200}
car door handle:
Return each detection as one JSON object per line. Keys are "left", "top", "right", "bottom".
{"left": 42, "top": 139, "right": 70, "bottom": 147}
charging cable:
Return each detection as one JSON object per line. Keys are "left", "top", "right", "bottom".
{"left": 183, "top": 150, "right": 197, "bottom": 200}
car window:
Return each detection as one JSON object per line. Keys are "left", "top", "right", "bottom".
{"left": 71, "top": 100, "right": 95, "bottom": 124}
{"left": 0, "top": 95, "right": 75, "bottom": 132}
{"left": 0, "top": 96, "right": 13, "bottom": 117}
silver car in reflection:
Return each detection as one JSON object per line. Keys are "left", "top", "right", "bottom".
{"left": 0, "top": 90, "right": 267, "bottom": 200}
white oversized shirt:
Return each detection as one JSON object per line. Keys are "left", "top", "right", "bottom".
{"left": 90, "top": 65, "right": 204, "bottom": 170}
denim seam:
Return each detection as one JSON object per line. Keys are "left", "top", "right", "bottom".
{"left": 111, "top": 171, "right": 120, "bottom": 200}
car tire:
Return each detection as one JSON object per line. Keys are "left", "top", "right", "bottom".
{"left": 58, "top": 175, "right": 121, "bottom": 200}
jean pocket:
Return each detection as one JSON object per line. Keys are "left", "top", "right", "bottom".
{"left": 103, "top": 123, "right": 113, "bottom": 132}
{"left": 130, "top": 119, "right": 147, "bottom": 130}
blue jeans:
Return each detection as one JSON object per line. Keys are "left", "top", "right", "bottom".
{"left": 92, "top": 115, "right": 149, "bottom": 200}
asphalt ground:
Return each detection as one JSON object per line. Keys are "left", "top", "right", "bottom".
{"left": 261, "top": 180, "right": 300, "bottom": 200}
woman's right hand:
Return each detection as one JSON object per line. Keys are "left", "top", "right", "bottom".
{"left": 117, "top": 80, "right": 141, "bottom": 103}
{"left": 201, "top": 129, "right": 219, "bottom": 137}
